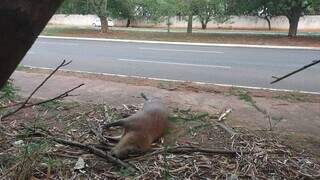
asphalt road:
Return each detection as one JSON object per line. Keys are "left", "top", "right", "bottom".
{"left": 21, "top": 37, "right": 320, "bottom": 93}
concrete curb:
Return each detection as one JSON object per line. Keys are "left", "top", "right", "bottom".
{"left": 38, "top": 35, "right": 320, "bottom": 50}
{"left": 21, "top": 65, "right": 320, "bottom": 95}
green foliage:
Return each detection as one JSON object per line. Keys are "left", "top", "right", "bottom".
{"left": 230, "top": 87, "right": 254, "bottom": 104}
{"left": 108, "top": 0, "right": 139, "bottom": 20}
{"left": 0, "top": 79, "right": 17, "bottom": 101}
{"left": 229, "top": 0, "right": 319, "bottom": 36}
{"left": 38, "top": 100, "right": 62, "bottom": 110}
{"left": 117, "top": 167, "right": 135, "bottom": 177}
{"left": 12, "top": 138, "right": 52, "bottom": 179}
{"left": 90, "top": 0, "right": 109, "bottom": 17}
{"left": 57, "top": 0, "right": 91, "bottom": 14}
{"left": 193, "top": 0, "right": 230, "bottom": 29}
{"left": 58, "top": 0, "right": 108, "bottom": 18}
{"left": 273, "top": 92, "right": 307, "bottom": 102}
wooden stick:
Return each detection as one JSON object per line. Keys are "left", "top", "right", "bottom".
{"left": 218, "top": 108, "right": 232, "bottom": 122}
{"left": 1, "top": 83, "right": 83, "bottom": 119}
{"left": 130, "top": 146, "right": 241, "bottom": 160}
{"left": 271, "top": 59, "right": 320, "bottom": 84}
{"left": 1, "top": 60, "right": 82, "bottom": 120}
{"left": 88, "top": 121, "right": 114, "bottom": 147}
{"left": 216, "top": 122, "right": 237, "bottom": 137}
{"left": 38, "top": 134, "right": 136, "bottom": 173}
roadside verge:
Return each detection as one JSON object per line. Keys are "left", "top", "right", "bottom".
{"left": 39, "top": 35, "right": 320, "bottom": 50}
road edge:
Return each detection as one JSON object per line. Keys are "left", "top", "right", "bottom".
{"left": 39, "top": 35, "right": 320, "bottom": 50}
{"left": 20, "top": 65, "right": 320, "bottom": 95}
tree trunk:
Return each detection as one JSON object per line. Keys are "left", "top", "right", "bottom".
{"left": 167, "top": 16, "right": 171, "bottom": 33}
{"left": 99, "top": 16, "right": 108, "bottom": 33}
{"left": 265, "top": 17, "right": 271, "bottom": 31}
{"left": 287, "top": 15, "right": 300, "bottom": 37}
{"left": 0, "top": 0, "right": 64, "bottom": 89}
{"left": 126, "top": 19, "right": 131, "bottom": 27}
{"left": 201, "top": 21, "right": 207, "bottom": 30}
{"left": 187, "top": 14, "right": 193, "bottom": 34}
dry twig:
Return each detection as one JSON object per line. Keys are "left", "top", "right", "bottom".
{"left": 1, "top": 60, "right": 84, "bottom": 120}
{"left": 25, "top": 130, "right": 136, "bottom": 173}
{"left": 87, "top": 121, "right": 114, "bottom": 147}
{"left": 271, "top": 59, "right": 320, "bottom": 84}
{"left": 218, "top": 108, "right": 232, "bottom": 122}
{"left": 130, "top": 146, "right": 241, "bottom": 161}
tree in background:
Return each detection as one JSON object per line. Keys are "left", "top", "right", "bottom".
{"left": 112, "top": 0, "right": 183, "bottom": 32}
{"left": 185, "top": 0, "right": 195, "bottom": 33}
{"left": 231, "top": 0, "right": 274, "bottom": 30}
{"left": 232, "top": 0, "right": 319, "bottom": 37}
{"left": 57, "top": 0, "right": 90, "bottom": 14}
{"left": 193, "top": 0, "right": 230, "bottom": 29}
{"left": 257, "top": 4, "right": 273, "bottom": 30}
{"left": 308, "top": 0, "right": 320, "bottom": 14}
{"left": 58, "top": 0, "right": 109, "bottom": 33}
{"left": 274, "top": 0, "right": 317, "bottom": 37}
{"left": 108, "top": 0, "right": 136, "bottom": 27}
{"left": 158, "top": 0, "right": 184, "bottom": 32}
{"left": 89, "top": 0, "right": 109, "bottom": 32}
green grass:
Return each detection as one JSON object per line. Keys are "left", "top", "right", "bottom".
{"left": 230, "top": 87, "right": 255, "bottom": 104}
{"left": 117, "top": 167, "right": 136, "bottom": 178}
{"left": 273, "top": 92, "right": 307, "bottom": 102}
{"left": 0, "top": 79, "right": 18, "bottom": 101}
{"left": 38, "top": 100, "right": 62, "bottom": 110}
{"left": 41, "top": 26, "right": 74, "bottom": 36}
{"left": 41, "top": 26, "right": 94, "bottom": 36}
{"left": 231, "top": 87, "right": 284, "bottom": 130}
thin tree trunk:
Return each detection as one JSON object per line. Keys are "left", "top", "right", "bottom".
{"left": 167, "top": 16, "right": 171, "bottom": 33}
{"left": 0, "top": 0, "right": 64, "bottom": 89}
{"left": 126, "top": 19, "right": 131, "bottom": 27}
{"left": 201, "top": 21, "right": 207, "bottom": 29}
{"left": 287, "top": 15, "right": 300, "bottom": 37}
{"left": 187, "top": 14, "right": 193, "bottom": 34}
{"left": 99, "top": 16, "right": 108, "bottom": 33}
{"left": 265, "top": 17, "right": 271, "bottom": 31}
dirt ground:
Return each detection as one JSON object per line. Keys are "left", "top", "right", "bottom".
{"left": 1, "top": 68, "right": 320, "bottom": 179}
{"left": 41, "top": 26, "right": 320, "bottom": 47}
{"left": 11, "top": 69, "right": 320, "bottom": 155}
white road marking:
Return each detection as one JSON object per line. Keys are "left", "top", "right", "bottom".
{"left": 39, "top": 36, "right": 320, "bottom": 50}
{"left": 139, "top": 47, "right": 224, "bottom": 54}
{"left": 117, "top": 58, "right": 231, "bottom": 69}
{"left": 20, "top": 65, "right": 320, "bottom": 95}
{"left": 37, "top": 41, "right": 79, "bottom": 46}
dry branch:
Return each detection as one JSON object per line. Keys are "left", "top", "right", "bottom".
{"left": 218, "top": 108, "right": 232, "bottom": 122}
{"left": 50, "top": 136, "right": 136, "bottom": 172}
{"left": 25, "top": 131, "right": 136, "bottom": 173}
{"left": 165, "top": 146, "right": 240, "bottom": 156}
{"left": 131, "top": 146, "right": 241, "bottom": 160}
{"left": 88, "top": 121, "right": 114, "bottom": 147}
{"left": 216, "top": 122, "right": 237, "bottom": 137}
{"left": 271, "top": 59, "right": 320, "bottom": 84}
{"left": 1, "top": 60, "right": 84, "bottom": 120}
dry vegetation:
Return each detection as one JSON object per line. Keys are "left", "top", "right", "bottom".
{"left": 1, "top": 79, "right": 320, "bottom": 179}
